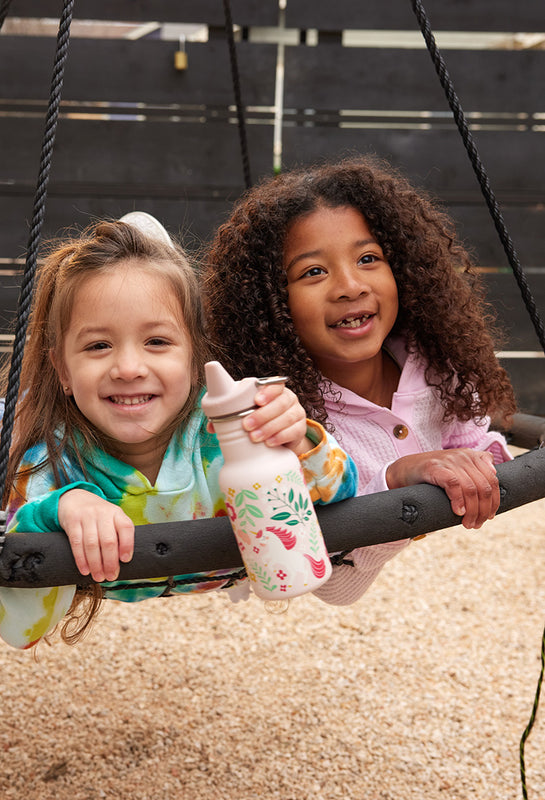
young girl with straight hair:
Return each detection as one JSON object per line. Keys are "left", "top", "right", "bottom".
{"left": 0, "top": 217, "right": 357, "bottom": 649}
{"left": 203, "top": 155, "right": 517, "bottom": 605}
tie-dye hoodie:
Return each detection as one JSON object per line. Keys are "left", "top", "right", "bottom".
{"left": 0, "top": 406, "right": 357, "bottom": 649}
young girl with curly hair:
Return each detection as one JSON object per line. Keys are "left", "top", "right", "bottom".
{"left": 0, "top": 215, "right": 357, "bottom": 649}
{"left": 203, "top": 155, "right": 517, "bottom": 605}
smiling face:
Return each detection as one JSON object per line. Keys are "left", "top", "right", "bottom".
{"left": 54, "top": 260, "right": 193, "bottom": 479}
{"left": 284, "top": 205, "right": 399, "bottom": 394}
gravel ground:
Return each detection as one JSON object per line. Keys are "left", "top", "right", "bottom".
{"left": 0, "top": 478, "right": 544, "bottom": 799}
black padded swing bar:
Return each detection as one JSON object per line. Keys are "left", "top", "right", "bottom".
{"left": 0, "top": 447, "right": 544, "bottom": 589}
{"left": 496, "top": 413, "right": 545, "bottom": 451}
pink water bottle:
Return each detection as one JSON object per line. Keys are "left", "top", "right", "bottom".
{"left": 202, "top": 361, "right": 332, "bottom": 600}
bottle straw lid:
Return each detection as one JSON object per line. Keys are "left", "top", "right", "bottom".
{"left": 201, "top": 361, "right": 258, "bottom": 419}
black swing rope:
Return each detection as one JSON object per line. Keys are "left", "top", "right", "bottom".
{"left": 409, "top": 2, "right": 545, "bottom": 796}
{"left": 410, "top": 0, "right": 545, "bottom": 354}
{"left": 222, "top": 0, "right": 252, "bottom": 190}
{"left": 0, "top": 0, "right": 75, "bottom": 556}
{"left": 0, "top": 0, "right": 13, "bottom": 31}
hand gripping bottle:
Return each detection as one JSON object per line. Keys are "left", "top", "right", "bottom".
{"left": 201, "top": 361, "right": 332, "bottom": 600}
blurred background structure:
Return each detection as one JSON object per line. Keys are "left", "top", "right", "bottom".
{"left": 0, "top": 0, "right": 544, "bottom": 412}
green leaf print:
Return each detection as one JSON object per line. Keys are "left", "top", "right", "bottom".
{"left": 267, "top": 486, "right": 314, "bottom": 526}
{"left": 286, "top": 469, "right": 304, "bottom": 487}
{"left": 245, "top": 504, "right": 264, "bottom": 519}
{"left": 271, "top": 511, "right": 291, "bottom": 521}
{"left": 235, "top": 489, "right": 259, "bottom": 508}
{"left": 252, "top": 564, "right": 278, "bottom": 593}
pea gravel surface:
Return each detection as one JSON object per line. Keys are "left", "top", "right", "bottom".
{"left": 1, "top": 487, "right": 544, "bottom": 799}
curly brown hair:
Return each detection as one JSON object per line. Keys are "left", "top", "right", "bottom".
{"left": 203, "top": 155, "right": 516, "bottom": 429}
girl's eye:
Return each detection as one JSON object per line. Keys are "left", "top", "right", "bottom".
{"left": 86, "top": 342, "right": 110, "bottom": 351}
{"left": 147, "top": 337, "right": 169, "bottom": 347}
{"left": 302, "top": 266, "right": 326, "bottom": 278}
{"left": 358, "top": 254, "right": 378, "bottom": 266}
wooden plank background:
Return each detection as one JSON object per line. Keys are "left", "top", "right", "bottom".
{"left": 9, "top": 0, "right": 279, "bottom": 26}
{"left": 1, "top": 38, "right": 278, "bottom": 105}
{"left": 1, "top": 0, "right": 544, "bottom": 413}
{"left": 284, "top": 0, "right": 545, "bottom": 32}
{"left": 283, "top": 48, "right": 545, "bottom": 113}
{"left": 10, "top": 0, "right": 543, "bottom": 32}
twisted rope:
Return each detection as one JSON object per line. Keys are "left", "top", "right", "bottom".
{"left": 409, "top": 5, "right": 545, "bottom": 792}
{"left": 222, "top": 0, "right": 252, "bottom": 188}
{"left": 101, "top": 554, "right": 353, "bottom": 595}
{"left": 103, "top": 568, "right": 247, "bottom": 594}
{"left": 519, "top": 624, "right": 545, "bottom": 799}
{"left": 410, "top": 0, "right": 545, "bottom": 355}
{"left": 0, "top": 0, "right": 13, "bottom": 31}
{"left": 0, "top": 0, "right": 75, "bottom": 555}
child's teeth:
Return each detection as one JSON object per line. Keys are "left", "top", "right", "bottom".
{"left": 111, "top": 395, "right": 151, "bottom": 405}
{"left": 336, "top": 315, "right": 369, "bottom": 328}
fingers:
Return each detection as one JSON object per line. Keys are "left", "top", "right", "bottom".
{"left": 59, "top": 490, "right": 135, "bottom": 582}
{"left": 74, "top": 510, "right": 134, "bottom": 582}
{"left": 429, "top": 450, "right": 500, "bottom": 529}
{"left": 243, "top": 385, "right": 307, "bottom": 451}
{"left": 116, "top": 513, "right": 135, "bottom": 564}
{"left": 69, "top": 518, "right": 118, "bottom": 583}
{"left": 462, "top": 452, "right": 500, "bottom": 529}
{"left": 388, "top": 450, "right": 501, "bottom": 531}
{"left": 63, "top": 518, "right": 90, "bottom": 578}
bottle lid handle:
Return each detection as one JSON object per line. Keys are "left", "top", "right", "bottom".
{"left": 255, "top": 376, "right": 288, "bottom": 387}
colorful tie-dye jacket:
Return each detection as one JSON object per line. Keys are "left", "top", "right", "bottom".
{"left": 0, "top": 406, "right": 357, "bottom": 649}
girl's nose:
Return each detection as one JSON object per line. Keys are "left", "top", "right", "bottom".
{"left": 332, "top": 266, "right": 369, "bottom": 301}
{"left": 110, "top": 348, "right": 149, "bottom": 381}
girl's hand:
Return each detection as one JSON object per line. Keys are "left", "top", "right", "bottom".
{"left": 385, "top": 449, "right": 500, "bottom": 529}
{"left": 58, "top": 489, "right": 135, "bottom": 582}
{"left": 243, "top": 384, "right": 311, "bottom": 454}
{"left": 207, "top": 382, "right": 310, "bottom": 455}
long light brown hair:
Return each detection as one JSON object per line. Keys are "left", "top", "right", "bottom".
{"left": 2, "top": 219, "right": 210, "bottom": 500}
{"left": 1, "top": 219, "right": 211, "bottom": 644}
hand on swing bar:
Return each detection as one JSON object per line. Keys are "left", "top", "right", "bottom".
{"left": 58, "top": 488, "right": 134, "bottom": 582}
{"left": 386, "top": 448, "right": 500, "bottom": 529}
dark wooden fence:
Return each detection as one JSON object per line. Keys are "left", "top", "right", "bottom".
{"left": 1, "top": 0, "right": 544, "bottom": 412}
